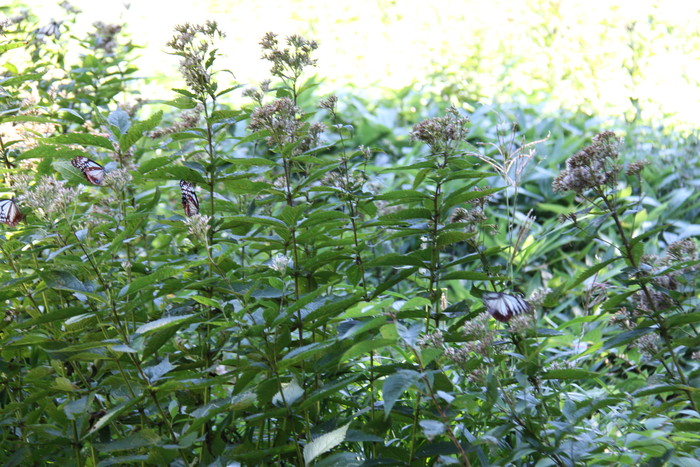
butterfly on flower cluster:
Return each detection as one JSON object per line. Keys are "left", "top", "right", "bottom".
{"left": 481, "top": 292, "right": 532, "bottom": 322}
{"left": 0, "top": 198, "right": 23, "bottom": 227}
{"left": 179, "top": 180, "right": 199, "bottom": 217}
{"left": 71, "top": 156, "right": 105, "bottom": 185}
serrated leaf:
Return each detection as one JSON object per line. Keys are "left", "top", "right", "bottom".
{"left": 437, "top": 230, "right": 474, "bottom": 248}
{"left": 120, "top": 110, "right": 162, "bottom": 150}
{"left": 303, "top": 423, "right": 350, "bottom": 466}
{"left": 43, "top": 133, "right": 114, "bottom": 150}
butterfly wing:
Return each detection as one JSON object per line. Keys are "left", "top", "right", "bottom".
{"left": 0, "top": 198, "right": 24, "bottom": 227}
{"left": 179, "top": 180, "right": 199, "bottom": 217}
{"left": 72, "top": 156, "right": 105, "bottom": 185}
{"left": 482, "top": 292, "right": 532, "bottom": 322}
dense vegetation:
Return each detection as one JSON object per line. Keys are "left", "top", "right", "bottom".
{"left": 1, "top": 5, "right": 699, "bottom": 466}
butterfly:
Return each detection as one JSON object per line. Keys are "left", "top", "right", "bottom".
{"left": 71, "top": 156, "right": 105, "bottom": 185}
{"left": 180, "top": 180, "right": 199, "bottom": 217}
{"left": 35, "top": 20, "right": 62, "bottom": 39}
{"left": 0, "top": 198, "right": 24, "bottom": 227}
{"left": 481, "top": 292, "right": 532, "bottom": 322}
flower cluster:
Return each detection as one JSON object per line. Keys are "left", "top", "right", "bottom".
{"left": 552, "top": 131, "right": 622, "bottom": 194}
{"left": 260, "top": 32, "right": 318, "bottom": 82}
{"left": 410, "top": 106, "right": 470, "bottom": 154}
{"left": 104, "top": 168, "right": 133, "bottom": 192}
{"left": 461, "top": 313, "right": 496, "bottom": 357}
{"left": 242, "top": 80, "right": 271, "bottom": 105}
{"left": 89, "top": 21, "right": 122, "bottom": 54}
{"left": 20, "top": 176, "right": 78, "bottom": 223}
{"left": 184, "top": 213, "right": 211, "bottom": 244}
{"left": 167, "top": 21, "right": 225, "bottom": 96}
{"left": 248, "top": 98, "right": 325, "bottom": 154}
{"left": 269, "top": 253, "right": 291, "bottom": 274}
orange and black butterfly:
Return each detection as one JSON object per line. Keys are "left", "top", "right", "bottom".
{"left": 0, "top": 198, "right": 24, "bottom": 227}
{"left": 71, "top": 156, "right": 105, "bottom": 185}
{"left": 179, "top": 180, "right": 199, "bottom": 217}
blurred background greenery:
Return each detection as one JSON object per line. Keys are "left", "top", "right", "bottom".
{"left": 18, "top": 0, "right": 700, "bottom": 130}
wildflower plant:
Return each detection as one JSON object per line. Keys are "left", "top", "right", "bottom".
{"left": 1, "top": 6, "right": 700, "bottom": 467}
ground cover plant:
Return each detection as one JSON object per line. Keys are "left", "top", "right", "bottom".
{"left": 1, "top": 5, "right": 700, "bottom": 466}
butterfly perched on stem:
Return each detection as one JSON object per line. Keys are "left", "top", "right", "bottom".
{"left": 481, "top": 292, "right": 532, "bottom": 322}
{"left": 71, "top": 156, "right": 105, "bottom": 185}
{"left": 0, "top": 198, "right": 24, "bottom": 227}
{"left": 180, "top": 180, "right": 199, "bottom": 217}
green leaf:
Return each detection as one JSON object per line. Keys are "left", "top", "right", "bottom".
{"left": 96, "top": 429, "right": 161, "bottom": 453}
{"left": 541, "top": 369, "right": 601, "bottom": 380}
{"left": 437, "top": 230, "right": 474, "bottom": 248}
{"left": 376, "top": 208, "right": 432, "bottom": 222}
{"left": 108, "top": 109, "right": 131, "bottom": 135}
{"left": 43, "top": 133, "right": 114, "bottom": 150}
{"left": 664, "top": 311, "right": 700, "bottom": 328}
{"left": 442, "top": 186, "right": 504, "bottom": 210}
{"left": 40, "top": 270, "right": 106, "bottom": 303}
{"left": 440, "top": 271, "right": 491, "bottom": 281}
{"left": 86, "top": 397, "right": 144, "bottom": 437}
{"left": 382, "top": 369, "right": 421, "bottom": 418}
{"left": 375, "top": 190, "right": 431, "bottom": 202}
{"left": 135, "top": 314, "right": 197, "bottom": 335}
{"left": 340, "top": 338, "right": 394, "bottom": 363}
{"left": 602, "top": 327, "right": 654, "bottom": 350}
{"left": 119, "top": 266, "right": 180, "bottom": 297}
{"left": 365, "top": 253, "right": 425, "bottom": 268}
{"left": 565, "top": 257, "right": 620, "bottom": 290}
{"left": 303, "top": 423, "right": 350, "bottom": 466}
{"left": 120, "top": 110, "right": 162, "bottom": 150}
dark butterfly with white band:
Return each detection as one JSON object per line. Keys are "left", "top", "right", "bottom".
{"left": 179, "top": 180, "right": 199, "bottom": 217}
{"left": 481, "top": 292, "right": 532, "bottom": 322}
{"left": 71, "top": 156, "right": 105, "bottom": 185}
{"left": 0, "top": 198, "right": 24, "bottom": 227}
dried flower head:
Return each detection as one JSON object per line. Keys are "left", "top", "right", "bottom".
{"left": 552, "top": 131, "right": 622, "bottom": 193}
{"left": 248, "top": 98, "right": 323, "bottom": 154}
{"left": 528, "top": 287, "right": 552, "bottom": 307}
{"left": 167, "top": 21, "right": 225, "bottom": 96}
{"left": 89, "top": 21, "right": 122, "bottom": 54}
{"left": 461, "top": 313, "right": 496, "bottom": 357}
{"left": 261, "top": 32, "right": 318, "bottom": 82}
{"left": 633, "top": 333, "right": 658, "bottom": 357}
{"left": 444, "top": 346, "right": 471, "bottom": 364}
{"left": 418, "top": 330, "right": 444, "bottom": 348}
{"left": 103, "top": 168, "right": 133, "bottom": 192}
{"left": 319, "top": 95, "right": 338, "bottom": 114}
{"left": 625, "top": 160, "right": 650, "bottom": 176}
{"left": 184, "top": 213, "right": 211, "bottom": 244}
{"left": 665, "top": 239, "right": 698, "bottom": 263}
{"left": 410, "top": 106, "right": 470, "bottom": 154}
{"left": 270, "top": 253, "right": 291, "bottom": 274}
{"left": 20, "top": 176, "right": 78, "bottom": 223}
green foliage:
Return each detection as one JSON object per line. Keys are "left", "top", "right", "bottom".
{"left": 1, "top": 5, "right": 700, "bottom": 467}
